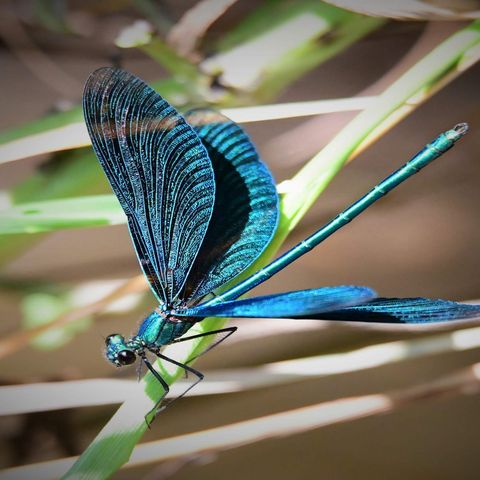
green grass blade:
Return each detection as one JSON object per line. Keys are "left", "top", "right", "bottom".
{"left": 0, "top": 195, "right": 123, "bottom": 234}
{"left": 0, "top": 150, "right": 108, "bottom": 265}
{"left": 278, "top": 18, "right": 480, "bottom": 235}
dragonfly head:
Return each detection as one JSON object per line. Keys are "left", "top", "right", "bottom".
{"left": 105, "top": 333, "right": 137, "bottom": 367}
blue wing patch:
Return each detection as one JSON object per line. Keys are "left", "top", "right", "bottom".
{"left": 83, "top": 68, "right": 216, "bottom": 305}
{"left": 181, "top": 109, "right": 279, "bottom": 303}
{"left": 319, "top": 297, "right": 480, "bottom": 323}
{"left": 177, "top": 286, "right": 377, "bottom": 318}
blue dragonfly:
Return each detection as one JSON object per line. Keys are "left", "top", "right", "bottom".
{"left": 83, "top": 67, "right": 480, "bottom": 409}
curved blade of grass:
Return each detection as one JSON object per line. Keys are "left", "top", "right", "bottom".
{"left": 275, "top": 19, "right": 480, "bottom": 236}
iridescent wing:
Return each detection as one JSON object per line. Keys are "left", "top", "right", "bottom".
{"left": 180, "top": 109, "right": 279, "bottom": 303}
{"left": 177, "top": 286, "right": 377, "bottom": 318}
{"left": 318, "top": 297, "right": 480, "bottom": 323}
{"left": 83, "top": 68, "right": 215, "bottom": 304}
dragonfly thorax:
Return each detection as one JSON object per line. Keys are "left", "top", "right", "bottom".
{"left": 137, "top": 309, "right": 193, "bottom": 347}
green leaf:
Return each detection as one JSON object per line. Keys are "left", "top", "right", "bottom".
{"left": 0, "top": 195, "right": 123, "bottom": 235}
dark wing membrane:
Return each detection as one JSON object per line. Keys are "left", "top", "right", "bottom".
{"left": 177, "top": 286, "right": 377, "bottom": 318}
{"left": 181, "top": 108, "right": 279, "bottom": 303}
{"left": 83, "top": 68, "right": 215, "bottom": 304}
{"left": 318, "top": 297, "right": 480, "bottom": 323}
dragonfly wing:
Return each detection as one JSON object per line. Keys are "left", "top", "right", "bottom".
{"left": 181, "top": 109, "right": 279, "bottom": 303}
{"left": 83, "top": 68, "right": 215, "bottom": 304}
{"left": 318, "top": 297, "right": 480, "bottom": 323}
{"left": 178, "top": 286, "right": 377, "bottom": 318}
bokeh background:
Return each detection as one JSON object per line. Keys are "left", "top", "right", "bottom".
{"left": 1, "top": 1, "right": 480, "bottom": 479}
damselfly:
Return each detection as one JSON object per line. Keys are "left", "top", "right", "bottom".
{"left": 83, "top": 67, "right": 479, "bottom": 413}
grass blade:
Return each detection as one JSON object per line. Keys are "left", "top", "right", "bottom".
{"left": 0, "top": 195, "right": 124, "bottom": 234}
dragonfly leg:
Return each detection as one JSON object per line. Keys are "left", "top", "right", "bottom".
{"left": 142, "top": 328, "right": 237, "bottom": 423}
{"left": 172, "top": 326, "right": 237, "bottom": 366}
{"left": 141, "top": 355, "right": 170, "bottom": 428}
{"left": 145, "top": 351, "right": 205, "bottom": 420}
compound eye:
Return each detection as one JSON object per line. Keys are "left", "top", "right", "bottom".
{"left": 117, "top": 350, "right": 136, "bottom": 366}
{"left": 105, "top": 333, "right": 122, "bottom": 346}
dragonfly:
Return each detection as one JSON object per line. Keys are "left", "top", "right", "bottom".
{"left": 83, "top": 67, "right": 480, "bottom": 411}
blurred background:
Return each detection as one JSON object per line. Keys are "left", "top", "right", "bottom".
{"left": 1, "top": 1, "right": 480, "bottom": 479}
